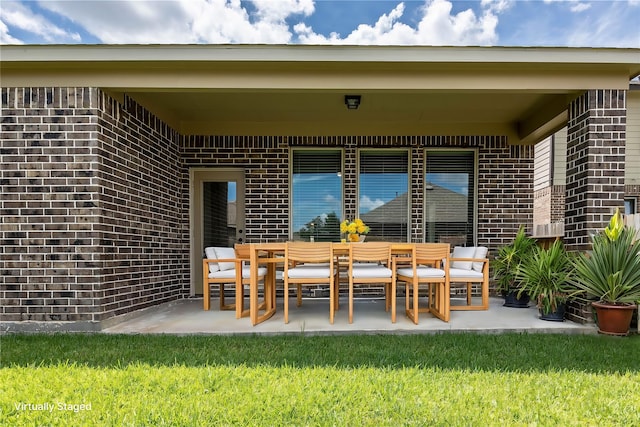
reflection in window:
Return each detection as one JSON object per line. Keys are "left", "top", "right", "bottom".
{"left": 425, "top": 151, "right": 475, "bottom": 246}
{"left": 359, "top": 151, "right": 409, "bottom": 242}
{"left": 291, "top": 150, "right": 342, "bottom": 241}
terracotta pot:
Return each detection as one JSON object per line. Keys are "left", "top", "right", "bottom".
{"left": 592, "top": 301, "right": 637, "bottom": 336}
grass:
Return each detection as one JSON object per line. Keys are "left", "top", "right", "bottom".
{"left": 1, "top": 333, "right": 639, "bottom": 426}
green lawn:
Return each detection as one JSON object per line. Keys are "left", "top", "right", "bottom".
{"left": 1, "top": 333, "right": 639, "bottom": 426}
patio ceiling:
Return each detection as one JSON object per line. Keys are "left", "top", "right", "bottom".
{"left": 128, "top": 89, "right": 571, "bottom": 141}
{"left": 3, "top": 45, "right": 639, "bottom": 144}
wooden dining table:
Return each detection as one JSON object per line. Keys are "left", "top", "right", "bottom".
{"left": 248, "top": 242, "right": 414, "bottom": 326}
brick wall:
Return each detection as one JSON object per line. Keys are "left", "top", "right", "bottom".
{"left": 1, "top": 88, "right": 188, "bottom": 330}
{"left": 565, "top": 90, "right": 626, "bottom": 251}
{"left": 2, "top": 88, "right": 104, "bottom": 328}
{"left": 477, "top": 141, "right": 534, "bottom": 247}
{"left": 181, "top": 134, "right": 533, "bottom": 254}
{"left": 97, "top": 94, "right": 187, "bottom": 321}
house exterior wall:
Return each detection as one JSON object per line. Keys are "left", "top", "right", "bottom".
{"left": 181, "top": 135, "right": 533, "bottom": 248}
{"left": 1, "top": 88, "right": 188, "bottom": 331}
{"left": 0, "top": 85, "right": 559, "bottom": 330}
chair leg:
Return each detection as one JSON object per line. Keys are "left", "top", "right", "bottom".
{"left": 391, "top": 280, "right": 397, "bottom": 323}
{"left": 297, "top": 284, "right": 302, "bottom": 307}
{"left": 219, "top": 284, "right": 225, "bottom": 310}
{"left": 204, "top": 283, "right": 210, "bottom": 311}
{"left": 466, "top": 282, "right": 472, "bottom": 306}
{"left": 348, "top": 279, "right": 354, "bottom": 324}
{"left": 236, "top": 284, "right": 244, "bottom": 319}
{"left": 412, "top": 281, "right": 419, "bottom": 325}
{"left": 284, "top": 281, "right": 289, "bottom": 324}
{"left": 329, "top": 279, "right": 335, "bottom": 325}
{"left": 482, "top": 279, "right": 489, "bottom": 310}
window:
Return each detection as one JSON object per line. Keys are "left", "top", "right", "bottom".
{"left": 358, "top": 150, "right": 409, "bottom": 242}
{"left": 625, "top": 198, "right": 637, "bottom": 215}
{"left": 291, "top": 150, "right": 342, "bottom": 241}
{"left": 425, "top": 150, "right": 476, "bottom": 246}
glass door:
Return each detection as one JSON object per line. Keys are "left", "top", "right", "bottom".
{"left": 190, "top": 168, "right": 245, "bottom": 295}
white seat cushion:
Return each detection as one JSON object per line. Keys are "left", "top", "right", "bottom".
{"left": 287, "top": 266, "right": 332, "bottom": 279}
{"left": 209, "top": 266, "right": 267, "bottom": 279}
{"left": 449, "top": 267, "right": 484, "bottom": 279}
{"left": 351, "top": 265, "right": 392, "bottom": 279}
{"left": 204, "top": 247, "right": 219, "bottom": 274}
{"left": 451, "top": 246, "right": 476, "bottom": 270}
{"left": 472, "top": 246, "right": 488, "bottom": 272}
{"left": 213, "top": 247, "right": 237, "bottom": 271}
{"left": 397, "top": 266, "right": 445, "bottom": 278}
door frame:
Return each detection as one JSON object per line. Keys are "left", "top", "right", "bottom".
{"left": 189, "top": 167, "right": 245, "bottom": 295}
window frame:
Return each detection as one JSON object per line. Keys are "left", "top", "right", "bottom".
{"left": 423, "top": 148, "right": 478, "bottom": 246}
{"left": 289, "top": 148, "right": 344, "bottom": 241}
{"left": 356, "top": 148, "right": 411, "bottom": 242}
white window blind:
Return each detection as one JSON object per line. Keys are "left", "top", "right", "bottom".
{"left": 425, "top": 150, "right": 475, "bottom": 246}
{"left": 358, "top": 150, "right": 409, "bottom": 242}
{"left": 291, "top": 150, "right": 342, "bottom": 241}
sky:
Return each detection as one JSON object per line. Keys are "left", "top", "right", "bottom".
{"left": 1, "top": 0, "right": 639, "bottom": 47}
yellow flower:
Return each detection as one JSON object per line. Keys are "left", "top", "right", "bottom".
{"left": 341, "top": 218, "right": 370, "bottom": 237}
{"left": 349, "top": 233, "right": 360, "bottom": 242}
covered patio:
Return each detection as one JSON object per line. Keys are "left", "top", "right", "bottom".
{"left": 102, "top": 296, "right": 595, "bottom": 335}
{"left": 1, "top": 44, "right": 639, "bottom": 332}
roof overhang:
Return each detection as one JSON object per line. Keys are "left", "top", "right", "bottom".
{"left": 2, "top": 44, "right": 639, "bottom": 143}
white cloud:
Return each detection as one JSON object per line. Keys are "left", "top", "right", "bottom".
{"left": 563, "top": 1, "right": 640, "bottom": 47}
{"left": 34, "top": 0, "right": 314, "bottom": 44}
{"left": 543, "top": 0, "right": 591, "bottom": 13}
{"left": 296, "top": 0, "right": 503, "bottom": 46}
{"left": 0, "top": 0, "right": 80, "bottom": 43}
{"left": 570, "top": 3, "right": 591, "bottom": 12}
{"left": 360, "top": 195, "right": 385, "bottom": 212}
{"left": 0, "top": 18, "right": 23, "bottom": 44}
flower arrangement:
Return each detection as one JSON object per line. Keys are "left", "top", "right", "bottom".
{"left": 340, "top": 218, "right": 370, "bottom": 242}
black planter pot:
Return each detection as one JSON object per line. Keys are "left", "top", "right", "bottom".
{"left": 503, "top": 290, "right": 530, "bottom": 308}
{"left": 539, "top": 303, "right": 565, "bottom": 322}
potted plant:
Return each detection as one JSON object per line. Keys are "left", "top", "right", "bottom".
{"left": 516, "top": 239, "right": 573, "bottom": 321}
{"left": 568, "top": 209, "right": 640, "bottom": 335}
{"left": 492, "top": 226, "right": 537, "bottom": 308}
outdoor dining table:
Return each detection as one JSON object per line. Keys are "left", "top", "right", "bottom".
{"left": 248, "top": 242, "right": 414, "bottom": 326}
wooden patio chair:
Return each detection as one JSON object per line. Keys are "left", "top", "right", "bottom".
{"left": 202, "top": 244, "right": 267, "bottom": 318}
{"left": 448, "top": 246, "right": 490, "bottom": 310}
{"left": 283, "top": 242, "right": 336, "bottom": 324}
{"left": 348, "top": 242, "right": 394, "bottom": 324}
{"left": 395, "top": 243, "right": 450, "bottom": 324}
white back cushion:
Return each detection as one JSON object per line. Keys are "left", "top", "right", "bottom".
{"left": 473, "top": 246, "right": 488, "bottom": 272}
{"left": 451, "top": 246, "right": 476, "bottom": 270}
{"left": 213, "top": 247, "right": 237, "bottom": 271}
{"left": 204, "top": 247, "right": 219, "bottom": 274}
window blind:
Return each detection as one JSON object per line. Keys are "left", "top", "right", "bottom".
{"left": 425, "top": 151, "right": 475, "bottom": 246}
{"left": 291, "top": 150, "right": 342, "bottom": 241}
{"left": 359, "top": 150, "right": 409, "bottom": 242}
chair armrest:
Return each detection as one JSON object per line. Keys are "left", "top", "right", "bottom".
{"left": 449, "top": 257, "right": 489, "bottom": 262}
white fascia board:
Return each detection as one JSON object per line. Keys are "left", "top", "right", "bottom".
{"left": 1, "top": 44, "right": 639, "bottom": 66}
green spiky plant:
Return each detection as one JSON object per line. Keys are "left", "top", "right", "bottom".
{"left": 493, "top": 226, "right": 537, "bottom": 294}
{"left": 516, "top": 239, "right": 574, "bottom": 314}
{"left": 569, "top": 209, "right": 640, "bottom": 305}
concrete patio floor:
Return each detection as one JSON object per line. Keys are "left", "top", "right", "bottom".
{"left": 103, "top": 296, "right": 597, "bottom": 335}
